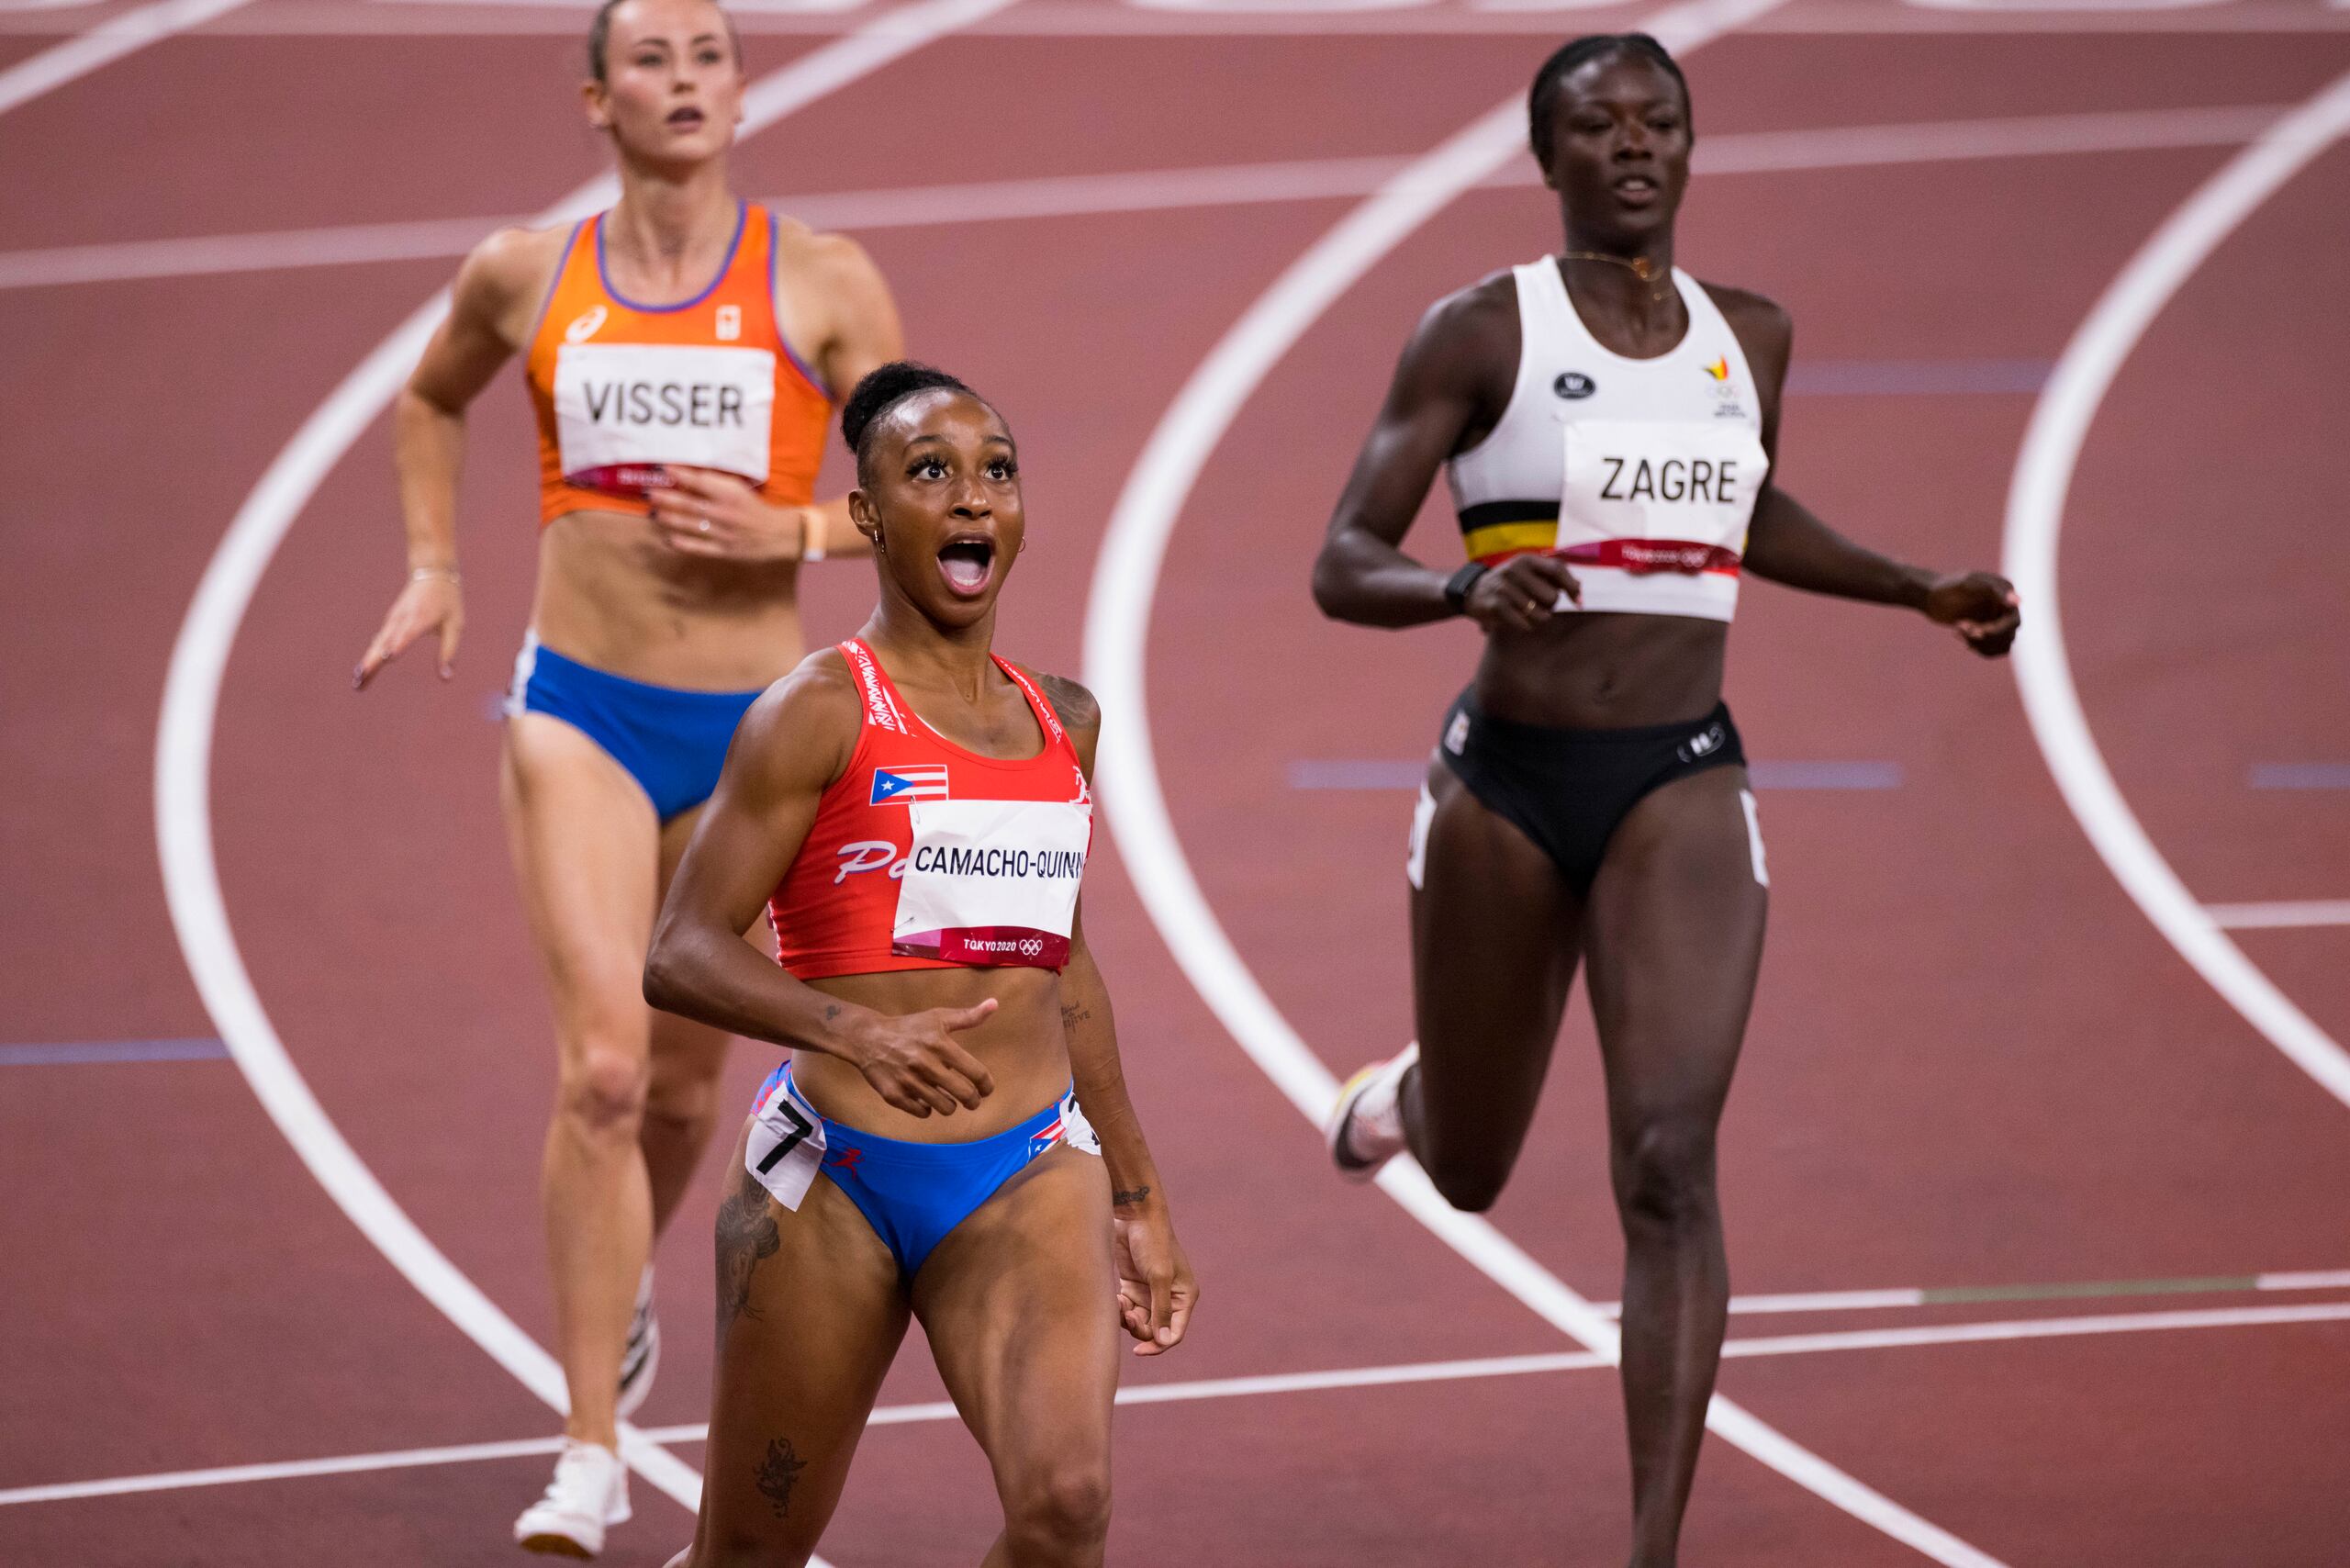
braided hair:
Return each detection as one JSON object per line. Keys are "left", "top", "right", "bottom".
{"left": 1527, "top": 33, "right": 1692, "bottom": 165}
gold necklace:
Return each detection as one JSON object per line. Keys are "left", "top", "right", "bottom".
{"left": 1561, "top": 251, "right": 1673, "bottom": 305}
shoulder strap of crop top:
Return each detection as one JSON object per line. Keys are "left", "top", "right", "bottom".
{"left": 834, "top": 639, "right": 1074, "bottom": 756}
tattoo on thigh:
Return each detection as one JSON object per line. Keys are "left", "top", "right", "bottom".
{"left": 714, "top": 1169, "right": 780, "bottom": 1331}
{"left": 755, "top": 1438, "right": 810, "bottom": 1518}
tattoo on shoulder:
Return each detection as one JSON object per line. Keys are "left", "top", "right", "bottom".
{"left": 1113, "top": 1184, "right": 1151, "bottom": 1207}
{"left": 714, "top": 1168, "right": 780, "bottom": 1331}
{"left": 1037, "top": 672, "right": 1101, "bottom": 735}
{"left": 755, "top": 1438, "right": 810, "bottom": 1518}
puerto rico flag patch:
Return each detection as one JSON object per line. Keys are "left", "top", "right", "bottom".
{"left": 870, "top": 765, "right": 950, "bottom": 806}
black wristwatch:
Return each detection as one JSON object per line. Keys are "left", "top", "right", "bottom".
{"left": 1443, "top": 561, "right": 1489, "bottom": 615}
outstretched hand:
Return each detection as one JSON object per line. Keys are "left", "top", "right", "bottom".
{"left": 1113, "top": 1199, "right": 1197, "bottom": 1357}
{"left": 1923, "top": 570, "right": 2021, "bottom": 657}
{"left": 354, "top": 573, "right": 463, "bottom": 689}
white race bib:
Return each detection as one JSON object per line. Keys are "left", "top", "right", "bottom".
{"left": 744, "top": 1069, "right": 826, "bottom": 1213}
{"left": 553, "top": 342, "right": 775, "bottom": 492}
{"left": 892, "top": 799, "right": 1091, "bottom": 968}
{"left": 1560, "top": 419, "right": 1767, "bottom": 559}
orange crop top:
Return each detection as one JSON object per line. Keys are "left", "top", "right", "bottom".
{"left": 768, "top": 641, "right": 1095, "bottom": 980}
{"left": 523, "top": 202, "right": 832, "bottom": 524}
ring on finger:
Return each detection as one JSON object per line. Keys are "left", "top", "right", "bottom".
{"left": 698, "top": 517, "right": 712, "bottom": 534}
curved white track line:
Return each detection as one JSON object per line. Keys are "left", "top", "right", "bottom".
{"left": 0, "top": 0, "right": 255, "bottom": 117}
{"left": 2001, "top": 68, "right": 2350, "bottom": 1114}
{"left": 152, "top": 0, "right": 1016, "bottom": 1538}
{"left": 1083, "top": 2, "right": 2005, "bottom": 1562}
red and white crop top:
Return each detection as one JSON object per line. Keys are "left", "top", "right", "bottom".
{"left": 767, "top": 640, "right": 1093, "bottom": 980}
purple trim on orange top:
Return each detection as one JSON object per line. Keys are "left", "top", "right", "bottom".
{"left": 768, "top": 208, "right": 831, "bottom": 399}
{"left": 525, "top": 218, "right": 589, "bottom": 345}
{"left": 595, "top": 200, "right": 747, "bottom": 313}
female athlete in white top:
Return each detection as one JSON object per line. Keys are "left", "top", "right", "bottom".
{"left": 1317, "top": 33, "right": 2019, "bottom": 1567}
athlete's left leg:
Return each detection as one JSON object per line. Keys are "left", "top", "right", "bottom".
{"left": 1580, "top": 764, "right": 1768, "bottom": 1568}
{"left": 644, "top": 805, "right": 740, "bottom": 1235}
{"left": 913, "top": 1148, "right": 1122, "bottom": 1568}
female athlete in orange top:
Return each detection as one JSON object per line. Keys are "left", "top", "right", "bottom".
{"left": 646, "top": 362, "right": 1196, "bottom": 1568}
{"left": 351, "top": 0, "right": 903, "bottom": 1553}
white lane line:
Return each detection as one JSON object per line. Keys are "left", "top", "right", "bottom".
{"left": 1720, "top": 1301, "right": 2350, "bottom": 1360}
{"left": 1080, "top": 0, "right": 2007, "bottom": 1562}
{"left": 2263, "top": 1269, "right": 2350, "bottom": 1289}
{"left": 150, "top": 0, "right": 1015, "bottom": 1542}
{"left": 2204, "top": 900, "right": 2350, "bottom": 930}
{"left": 0, "top": 105, "right": 2285, "bottom": 291}
{"left": 2000, "top": 69, "right": 2350, "bottom": 1114}
{"left": 21, "top": 1297, "right": 2350, "bottom": 1510}
{"left": 0, "top": 0, "right": 254, "bottom": 117}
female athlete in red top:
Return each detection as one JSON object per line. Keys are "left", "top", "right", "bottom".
{"left": 645, "top": 363, "right": 1196, "bottom": 1568}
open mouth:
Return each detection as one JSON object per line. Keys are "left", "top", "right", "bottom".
{"left": 666, "top": 106, "right": 705, "bottom": 130}
{"left": 937, "top": 537, "right": 996, "bottom": 598}
{"left": 1613, "top": 174, "right": 1660, "bottom": 203}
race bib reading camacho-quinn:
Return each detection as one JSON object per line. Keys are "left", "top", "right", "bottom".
{"left": 552, "top": 342, "right": 777, "bottom": 497}
{"left": 1554, "top": 418, "right": 1769, "bottom": 620}
{"left": 892, "top": 798, "right": 1091, "bottom": 968}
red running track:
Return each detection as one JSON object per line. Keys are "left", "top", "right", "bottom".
{"left": 2, "top": 5, "right": 2347, "bottom": 1565}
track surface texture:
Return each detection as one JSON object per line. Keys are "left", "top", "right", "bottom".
{"left": 2, "top": 3, "right": 2345, "bottom": 1565}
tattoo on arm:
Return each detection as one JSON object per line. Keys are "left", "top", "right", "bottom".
{"left": 1061, "top": 1002, "right": 1092, "bottom": 1033}
{"left": 755, "top": 1438, "right": 810, "bottom": 1518}
{"left": 1113, "top": 1185, "right": 1151, "bottom": 1207}
{"left": 713, "top": 1169, "right": 780, "bottom": 1331}
{"left": 823, "top": 1003, "right": 841, "bottom": 1023}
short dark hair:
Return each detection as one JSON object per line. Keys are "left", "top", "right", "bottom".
{"left": 1527, "top": 33, "right": 1692, "bottom": 163}
{"left": 841, "top": 362, "right": 994, "bottom": 486}
{"left": 588, "top": 0, "right": 743, "bottom": 85}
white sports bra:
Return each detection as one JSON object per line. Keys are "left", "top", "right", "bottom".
{"left": 1447, "top": 260, "right": 1769, "bottom": 623}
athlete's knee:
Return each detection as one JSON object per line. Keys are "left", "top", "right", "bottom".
{"left": 1612, "top": 1112, "right": 1719, "bottom": 1227}
{"left": 1002, "top": 1457, "right": 1112, "bottom": 1559}
{"left": 689, "top": 1534, "right": 812, "bottom": 1568}
{"left": 557, "top": 1044, "right": 651, "bottom": 1137}
{"left": 643, "top": 1059, "right": 722, "bottom": 1137}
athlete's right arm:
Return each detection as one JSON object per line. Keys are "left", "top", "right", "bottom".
{"left": 643, "top": 662, "right": 999, "bottom": 1118}
{"left": 1310, "top": 277, "right": 1579, "bottom": 633}
{"left": 354, "top": 227, "right": 550, "bottom": 689}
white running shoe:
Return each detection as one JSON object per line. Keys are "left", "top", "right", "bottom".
{"left": 515, "top": 1439, "right": 631, "bottom": 1558}
{"left": 1326, "top": 1041, "right": 1419, "bottom": 1182}
{"left": 617, "top": 1267, "right": 659, "bottom": 1421}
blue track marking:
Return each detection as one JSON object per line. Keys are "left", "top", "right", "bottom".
{"left": 1785, "top": 359, "right": 2053, "bottom": 396}
{"left": 0, "top": 1037, "right": 230, "bottom": 1066}
{"left": 1288, "top": 760, "right": 1903, "bottom": 790}
{"left": 2249, "top": 763, "right": 2350, "bottom": 790}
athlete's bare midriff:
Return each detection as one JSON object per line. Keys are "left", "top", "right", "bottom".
{"left": 791, "top": 965, "right": 1070, "bottom": 1143}
{"left": 1472, "top": 611, "right": 1727, "bottom": 729}
{"left": 532, "top": 508, "right": 808, "bottom": 689}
